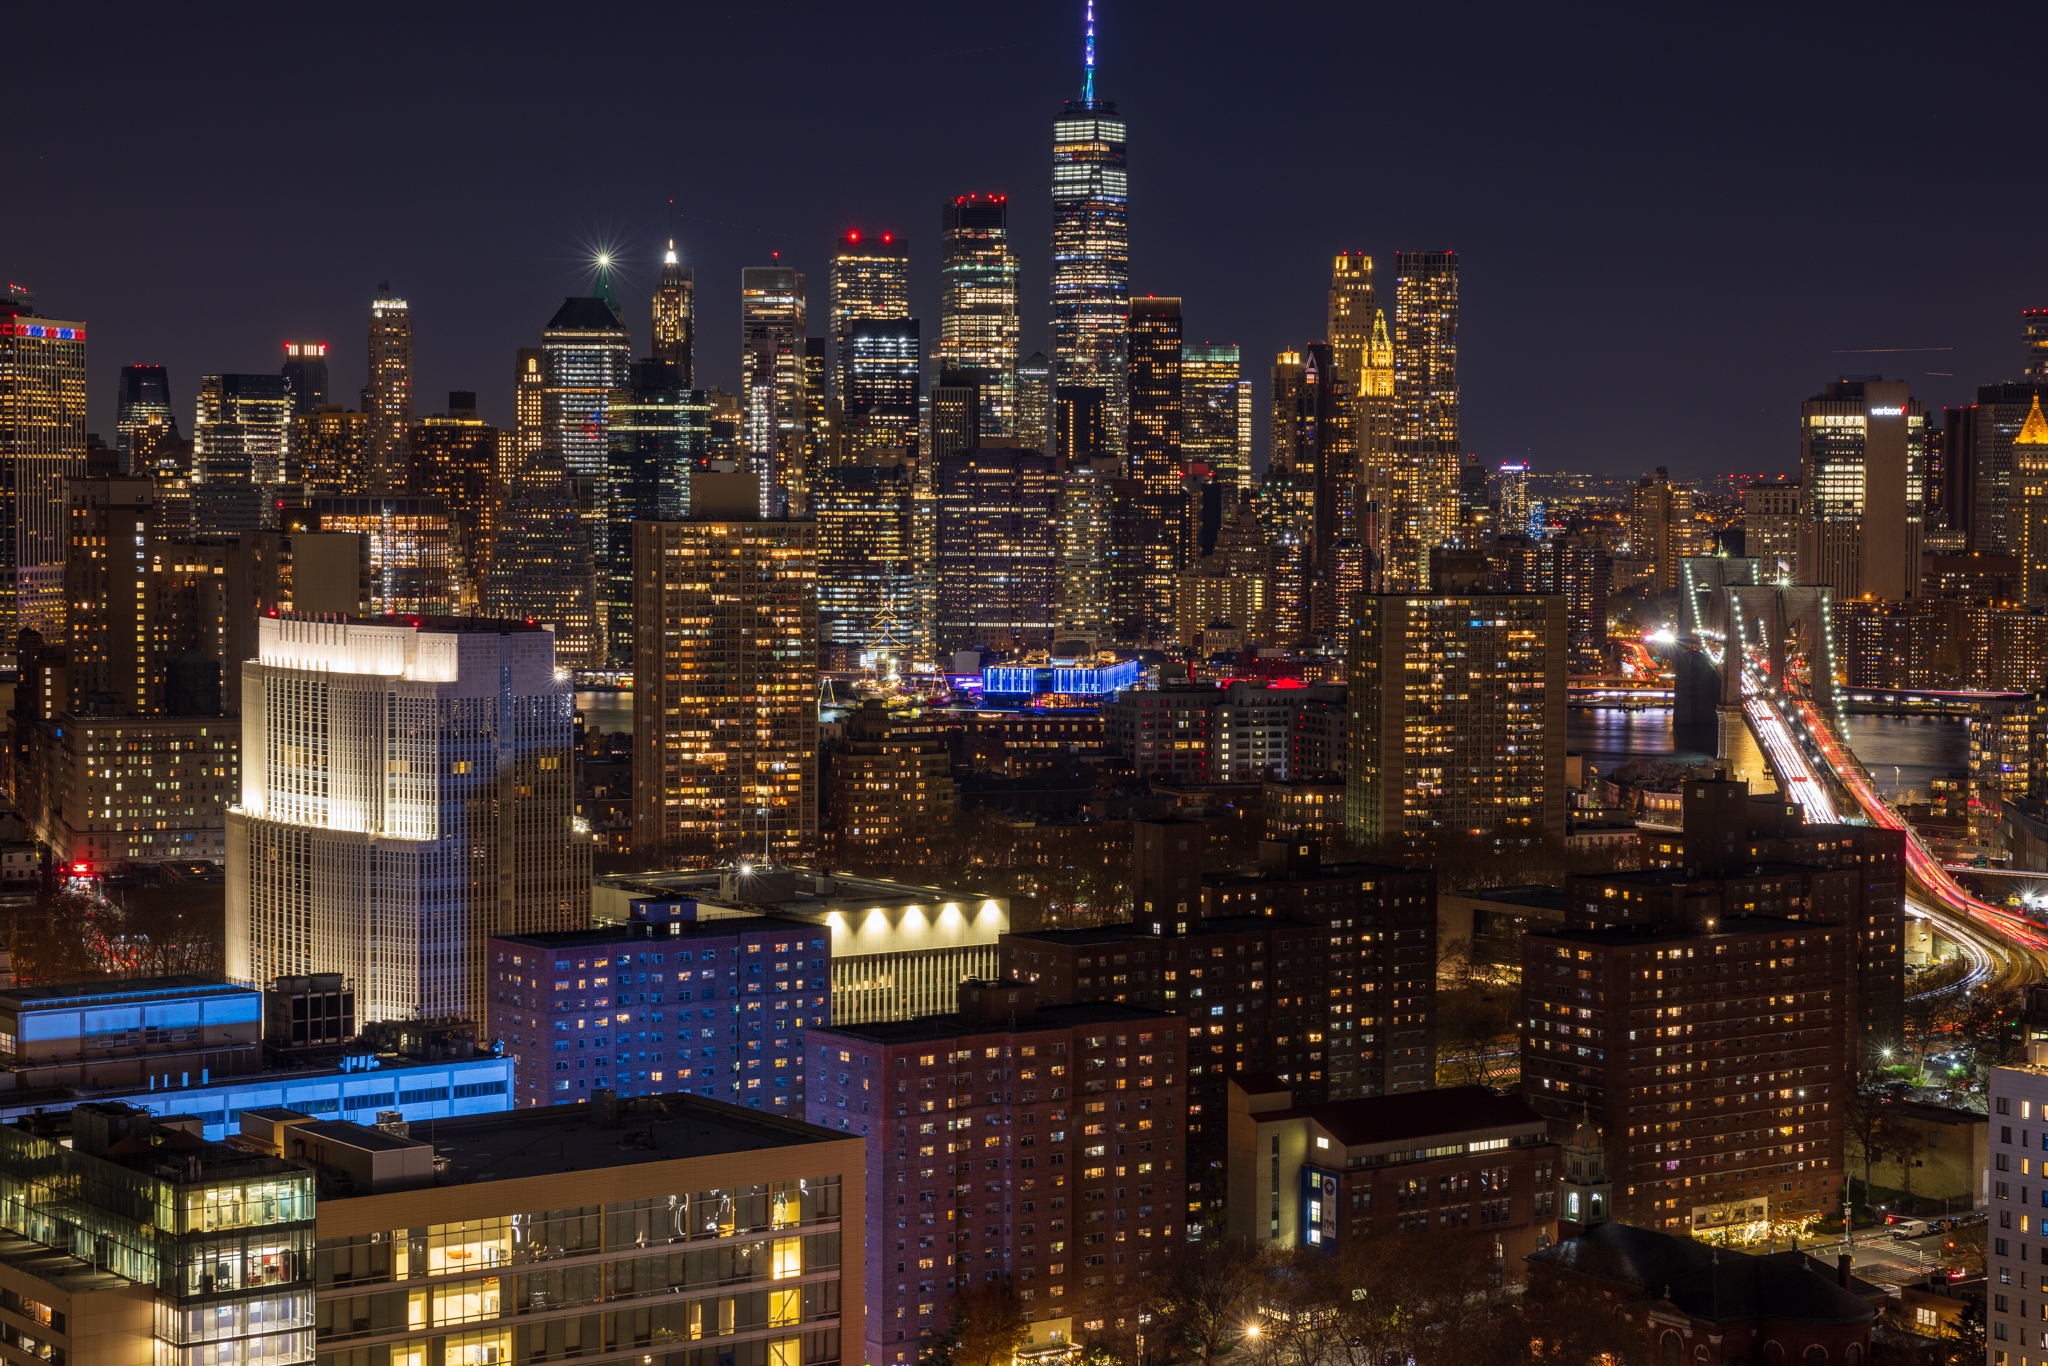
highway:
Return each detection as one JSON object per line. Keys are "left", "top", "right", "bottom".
{"left": 1781, "top": 695, "right": 2048, "bottom": 953}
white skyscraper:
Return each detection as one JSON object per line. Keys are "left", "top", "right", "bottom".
{"left": 227, "top": 614, "right": 589, "bottom": 1024}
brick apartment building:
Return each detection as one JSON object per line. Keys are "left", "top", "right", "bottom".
{"left": 807, "top": 982, "right": 1185, "bottom": 1364}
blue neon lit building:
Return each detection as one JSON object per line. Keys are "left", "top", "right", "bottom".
{"left": 982, "top": 657, "right": 1140, "bottom": 700}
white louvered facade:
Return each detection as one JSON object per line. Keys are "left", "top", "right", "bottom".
{"left": 228, "top": 615, "right": 589, "bottom": 1024}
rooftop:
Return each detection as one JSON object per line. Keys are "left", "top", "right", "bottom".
{"left": 596, "top": 865, "right": 1002, "bottom": 914}
{"left": 0, "top": 974, "right": 249, "bottom": 1009}
{"left": 1529, "top": 916, "right": 1833, "bottom": 947}
{"left": 1260, "top": 1085, "right": 1545, "bottom": 1147}
{"left": 816, "top": 1000, "right": 1178, "bottom": 1046}
{"left": 495, "top": 915, "right": 805, "bottom": 950}
{"left": 1528, "top": 1222, "right": 1879, "bottom": 1325}
{"left": 544, "top": 296, "right": 627, "bottom": 333}
{"left": 1006, "top": 914, "right": 1276, "bottom": 946}
{"left": 339, "top": 1092, "right": 847, "bottom": 1188}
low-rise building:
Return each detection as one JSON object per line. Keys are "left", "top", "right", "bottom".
{"left": 1224, "top": 1078, "right": 1557, "bottom": 1273}
{"left": 592, "top": 866, "right": 1008, "bottom": 1026}
{"left": 1846, "top": 1097, "right": 1988, "bottom": 1211}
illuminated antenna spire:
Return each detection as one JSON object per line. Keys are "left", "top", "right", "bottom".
{"left": 1083, "top": 0, "right": 1096, "bottom": 105}
{"left": 664, "top": 238, "right": 678, "bottom": 266}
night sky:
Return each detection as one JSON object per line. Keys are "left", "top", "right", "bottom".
{"left": 13, "top": 1, "right": 2048, "bottom": 479}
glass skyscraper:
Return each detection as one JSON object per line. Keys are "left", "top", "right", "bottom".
{"left": 843, "top": 319, "right": 921, "bottom": 457}
{"left": 116, "top": 362, "right": 179, "bottom": 474}
{"left": 741, "top": 265, "right": 808, "bottom": 514}
{"left": 192, "top": 373, "right": 291, "bottom": 536}
{"left": 1181, "top": 343, "right": 1244, "bottom": 490}
{"left": 935, "top": 195, "right": 1020, "bottom": 435}
{"left": 1050, "top": 9, "right": 1129, "bottom": 463}
{"left": 829, "top": 232, "right": 909, "bottom": 405}
{"left": 605, "top": 360, "right": 710, "bottom": 665}
{"left": 281, "top": 340, "right": 329, "bottom": 415}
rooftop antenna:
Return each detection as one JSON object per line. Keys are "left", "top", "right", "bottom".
{"left": 1082, "top": 0, "right": 1096, "bottom": 105}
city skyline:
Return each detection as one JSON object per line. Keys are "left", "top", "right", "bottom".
{"left": 13, "top": 3, "right": 2045, "bottom": 478}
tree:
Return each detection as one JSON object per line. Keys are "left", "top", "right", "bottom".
{"left": 1841, "top": 1073, "right": 1907, "bottom": 1207}
{"left": 930, "top": 1279, "right": 1031, "bottom": 1366}
{"left": 1947, "top": 1292, "right": 1987, "bottom": 1363}
{"left": 1137, "top": 1240, "right": 1265, "bottom": 1366}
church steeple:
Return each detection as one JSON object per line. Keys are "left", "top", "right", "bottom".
{"left": 1556, "top": 1109, "right": 1612, "bottom": 1238}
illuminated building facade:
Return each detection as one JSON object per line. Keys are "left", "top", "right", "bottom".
{"left": 632, "top": 475, "right": 817, "bottom": 864}
{"left": 486, "top": 449, "right": 603, "bottom": 668}
{"left": 829, "top": 232, "right": 909, "bottom": 404}
{"left": 281, "top": 340, "right": 329, "bottom": 415}
{"left": 605, "top": 361, "right": 710, "bottom": 664}
{"left": 512, "top": 345, "right": 545, "bottom": 484}
{"left": 2009, "top": 395, "right": 2048, "bottom": 608}
{"left": 1796, "top": 378, "right": 1923, "bottom": 601}
{"left": 935, "top": 195, "right": 1020, "bottom": 434}
{"left": 292, "top": 405, "right": 364, "bottom": 492}
{"left": 1392, "top": 250, "right": 1459, "bottom": 566}
{"left": 364, "top": 285, "right": 413, "bottom": 489}
{"left": 1050, "top": 19, "right": 1130, "bottom": 463}
{"left": 1499, "top": 460, "right": 1532, "bottom": 537}
{"left": 1016, "top": 350, "right": 1052, "bottom": 451}
{"left": 1626, "top": 466, "right": 1701, "bottom": 594}
{"left": 1127, "top": 297, "right": 1184, "bottom": 502}
{"left": 227, "top": 613, "right": 588, "bottom": 1023}
{"left": 816, "top": 458, "right": 919, "bottom": 668}
{"left": 937, "top": 445, "right": 1059, "bottom": 652}
{"left": 1345, "top": 591, "right": 1567, "bottom": 844}
{"left": 1174, "top": 491, "right": 1276, "bottom": 648}
{"left": 842, "top": 319, "right": 921, "bottom": 457}
{"left": 303, "top": 494, "right": 461, "bottom": 616}
{"left": 0, "top": 290, "right": 85, "bottom": 642}
{"left": 1181, "top": 343, "right": 1245, "bottom": 490}
{"left": 541, "top": 295, "right": 633, "bottom": 482}
{"left": 1327, "top": 252, "right": 1375, "bottom": 391}
{"left": 193, "top": 372, "right": 291, "bottom": 536}
{"left": 407, "top": 395, "right": 500, "bottom": 601}
{"left": 826, "top": 700, "right": 957, "bottom": 864}
{"left": 652, "top": 239, "right": 696, "bottom": 385}
{"left": 1743, "top": 477, "right": 1802, "bottom": 581}
{"left": 742, "top": 265, "right": 809, "bottom": 512}
{"left": 1056, "top": 452, "right": 1112, "bottom": 642}
{"left": 115, "top": 362, "right": 179, "bottom": 474}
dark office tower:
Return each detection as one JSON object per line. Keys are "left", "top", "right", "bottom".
{"left": 936, "top": 446, "right": 1059, "bottom": 652}
{"left": 1054, "top": 384, "right": 1106, "bottom": 464}
{"left": 1016, "top": 350, "right": 1052, "bottom": 452}
{"left": 192, "top": 373, "right": 291, "bottom": 536}
{"left": 830, "top": 231, "right": 909, "bottom": 403}
{"left": 280, "top": 341, "right": 329, "bottom": 416}
{"left": 408, "top": 394, "right": 501, "bottom": 600}
{"left": 741, "top": 264, "right": 808, "bottom": 511}
{"left": 2028, "top": 308, "right": 2048, "bottom": 384}
{"left": 817, "top": 456, "right": 919, "bottom": 669}
{"left": 936, "top": 194, "right": 1021, "bottom": 435}
{"left": 1797, "top": 378, "right": 1923, "bottom": 601}
{"left": 1050, "top": 6, "right": 1130, "bottom": 463}
{"left": 364, "top": 283, "right": 413, "bottom": 489}
{"left": 487, "top": 448, "right": 603, "bottom": 669}
{"left": 115, "top": 364, "right": 178, "bottom": 475}
{"left": 651, "top": 240, "right": 695, "bottom": 385}
{"left": 842, "top": 320, "right": 920, "bottom": 460}
{"left": 1107, "top": 477, "right": 1171, "bottom": 644}
{"left": 1948, "top": 381, "right": 2048, "bottom": 555}
{"left": 928, "top": 372, "right": 982, "bottom": 482}
{"left": 1127, "top": 296, "right": 1184, "bottom": 499}
{"left": 1393, "top": 250, "right": 1460, "bottom": 562}
{"left": 604, "top": 360, "right": 710, "bottom": 665}
{"left": 0, "top": 287, "right": 85, "bottom": 642}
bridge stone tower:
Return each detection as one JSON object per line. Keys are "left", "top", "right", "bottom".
{"left": 1675, "top": 557, "right": 1843, "bottom": 783}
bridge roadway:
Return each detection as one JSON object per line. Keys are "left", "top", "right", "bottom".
{"left": 1740, "top": 687, "right": 2048, "bottom": 987}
